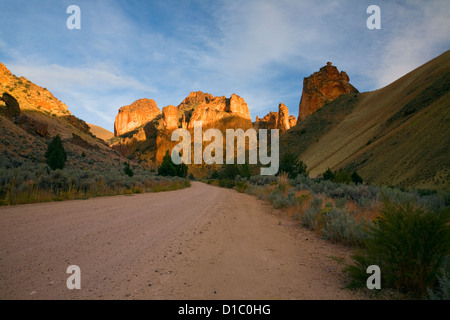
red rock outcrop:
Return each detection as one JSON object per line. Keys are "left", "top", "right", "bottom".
{"left": 254, "top": 103, "right": 295, "bottom": 134}
{"left": 162, "top": 105, "right": 179, "bottom": 130}
{"left": 298, "top": 62, "right": 358, "bottom": 121}
{"left": 180, "top": 91, "right": 251, "bottom": 130}
{"left": 114, "top": 98, "right": 161, "bottom": 136}
{"left": 156, "top": 91, "right": 253, "bottom": 163}
{"left": 289, "top": 115, "right": 297, "bottom": 128}
{"left": 111, "top": 91, "right": 254, "bottom": 165}
{"left": 227, "top": 94, "right": 251, "bottom": 120}
{"left": 0, "top": 62, "right": 70, "bottom": 116}
{"left": 0, "top": 92, "right": 20, "bottom": 119}
{"left": 254, "top": 111, "right": 278, "bottom": 130}
{"left": 277, "top": 103, "right": 290, "bottom": 134}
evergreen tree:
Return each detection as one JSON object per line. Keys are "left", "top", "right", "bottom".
{"left": 241, "top": 163, "right": 251, "bottom": 179}
{"left": 45, "top": 135, "right": 67, "bottom": 170}
{"left": 124, "top": 162, "right": 134, "bottom": 177}
{"left": 158, "top": 150, "right": 188, "bottom": 178}
{"left": 323, "top": 168, "right": 335, "bottom": 181}
{"left": 351, "top": 171, "right": 363, "bottom": 184}
{"left": 158, "top": 151, "right": 177, "bottom": 177}
{"left": 278, "top": 153, "right": 307, "bottom": 179}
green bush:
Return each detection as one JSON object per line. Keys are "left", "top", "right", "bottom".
{"left": 301, "top": 207, "right": 320, "bottom": 230}
{"left": 216, "top": 164, "right": 250, "bottom": 180}
{"left": 334, "top": 197, "right": 347, "bottom": 209}
{"left": 346, "top": 199, "right": 450, "bottom": 297}
{"left": 218, "top": 179, "right": 235, "bottom": 189}
{"left": 267, "top": 188, "right": 292, "bottom": 209}
{"left": 235, "top": 181, "right": 249, "bottom": 193}
{"left": 321, "top": 208, "right": 370, "bottom": 246}
{"left": 334, "top": 169, "right": 352, "bottom": 184}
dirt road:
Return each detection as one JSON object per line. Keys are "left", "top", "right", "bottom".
{"left": 0, "top": 182, "right": 362, "bottom": 299}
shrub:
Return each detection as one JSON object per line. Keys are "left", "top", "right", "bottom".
{"left": 249, "top": 175, "right": 277, "bottom": 186}
{"left": 427, "top": 256, "right": 450, "bottom": 300}
{"left": 278, "top": 153, "right": 307, "bottom": 179}
{"left": 45, "top": 135, "right": 67, "bottom": 170}
{"left": 218, "top": 179, "right": 235, "bottom": 189}
{"left": 235, "top": 181, "right": 249, "bottom": 193}
{"left": 346, "top": 199, "right": 450, "bottom": 297}
{"left": 210, "top": 170, "right": 219, "bottom": 179}
{"left": 277, "top": 172, "right": 290, "bottom": 193}
{"left": 321, "top": 208, "right": 370, "bottom": 246}
{"left": 301, "top": 207, "right": 320, "bottom": 230}
{"left": 334, "top": 197, "right": 347, "bottom": 209}
{"left": 267, "top": 188, "right": 290, "bottom": 209}
{"left": 50, "top": 170, "right": 70, "bottom": 194}
{"left": 334, "top": 169, "right": 352, "bottom": 184}
{"left": 310, "top": 196, "right": 323, "bottom": 210}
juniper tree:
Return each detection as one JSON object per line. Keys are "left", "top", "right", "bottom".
{"left": 45, "top": 135, "right": 67, "bottom": 170}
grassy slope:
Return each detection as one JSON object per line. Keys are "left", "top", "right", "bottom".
{"left": 280, "top": 50, "right": 450, "bottom": 190}
{"left": 88, "top": 123, "right": 114, "bottom": 141}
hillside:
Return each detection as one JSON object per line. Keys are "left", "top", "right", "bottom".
{"left": 0, "top": 62, "right": 162, "bottom": 207}
{"left": 88, "top": 123, "right": 114, "bottom": 141}
{"left": 0, "top": 62, "right": 129, "bottom": 170}
{"left": 281, "top": 50, "right": 450, "bottom": 190}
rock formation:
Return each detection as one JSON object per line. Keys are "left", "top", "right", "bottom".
{"left": 162, "top": 105, "right": 179, "bottom": 130}
{"left": 177, "top": 91, "right": 251, "bottom": 130}
{"left": 277, "top": 103, "right": 291, "bottom": 134}
{"left": 298, "top": 62, "right": 358, "bottom": 121}
{"left": 227, "top": 94, "right": 251, "bottom": 119}
{"left": 156, "top": 91, "right": 253, "bottom": 163}
{"left": 16, "top": 115, "right": 49, "bottom": 137}
{"left": 0, "top": 63, "right": 70, "bottom": 116}
{"left": 254, "top": 103, "right": 296, "bottom": 134}
{"left": 289, "top": 115, "right": 297, "bottom": 128}
{"left": 114, "top": 98, "right": 161, "bottom": 136}
{"left": 0, "top": 92, "right": 20, "bottom": 119}
{"left": 181, "top": 113, "right": 187, "bottom": 129}
{"left": 111, "top": 91, "right": 254, "bottom": 165}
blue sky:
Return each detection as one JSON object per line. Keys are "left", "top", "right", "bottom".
{"left": 1, "top": 0, "right": 449, "bottom": 132}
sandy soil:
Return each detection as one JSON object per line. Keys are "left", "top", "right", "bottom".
{"left": 0, "top": 182, "right": 364, "bottom": 300}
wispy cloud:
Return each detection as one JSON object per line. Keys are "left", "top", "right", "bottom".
{"left": 375, "top": 1, "right": 450, "bottom": 88}
{"left": 9, "top": 64, "right": 157, "bottom": 93}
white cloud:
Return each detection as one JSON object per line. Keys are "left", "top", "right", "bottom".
{"left": 375, "top": 1, "right": 450, "bottom": 88}
{"left": 8, "top": 63, "right": 156, "bottom": 94}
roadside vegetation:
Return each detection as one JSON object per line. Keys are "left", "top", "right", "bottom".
{"left": 209, "top": 157, "right": 450, "bottom": 300}
{"left": 0, "top": 137, "right": 190, "bottom": 206}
